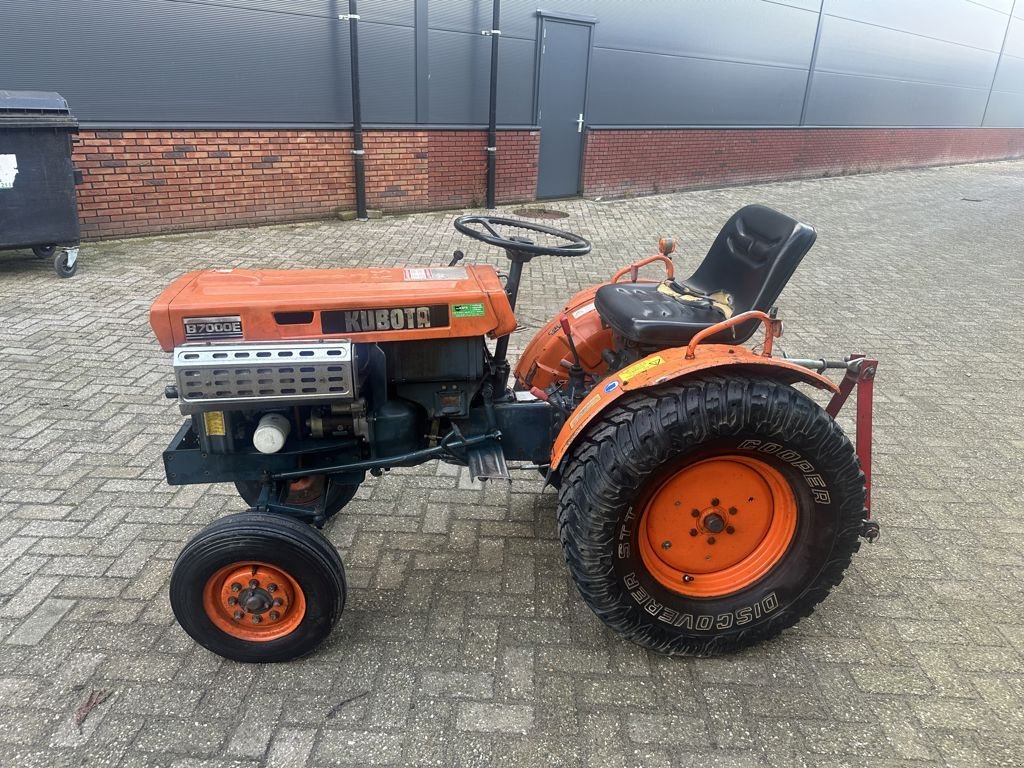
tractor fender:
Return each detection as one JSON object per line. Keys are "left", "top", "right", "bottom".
{"left": 549, "top": 345, "right": 840, "bottom": 470}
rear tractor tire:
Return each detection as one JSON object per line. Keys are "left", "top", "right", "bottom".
{"left": 557, "top": 376, "right": 865, "bottom": 655}
{"left": 170, "top": 512, "right": 346, "bottom": 663}
{"left": 235, "top": 475, "right": 358, "bottom": 520}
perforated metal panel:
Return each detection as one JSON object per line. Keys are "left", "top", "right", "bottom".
{"left": 173, "top": 343, "right": 355, "bottom": 414}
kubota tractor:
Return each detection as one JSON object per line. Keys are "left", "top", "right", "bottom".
{"left": 149, "top": 206, "right": 878, "bottom": 663}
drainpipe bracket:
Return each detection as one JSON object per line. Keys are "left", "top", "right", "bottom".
{"left": 338, "top": 14, "right": 360, "bottom": 21}
{"left": 481, "top": 29, "right": 502, "bottom": 36}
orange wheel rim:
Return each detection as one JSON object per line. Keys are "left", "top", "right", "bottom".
{"left": 285, "top": 476, "right": 323, "bottom": 506}
{"left": 638, "top": 455, "right": 797, "bottom": 598}
{"left": 202, "top": 561, "right": 306, "bottom": 641}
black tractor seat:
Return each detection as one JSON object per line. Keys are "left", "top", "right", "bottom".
{"left": 594, "top": 205, "right": 816, "bottom": 347}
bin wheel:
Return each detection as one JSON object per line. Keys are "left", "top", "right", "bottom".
{"left": 33, "top": 244, "right": 57, "bottom": 259}
{"left": 235, "top": 475, "right": 358, "bottom": 519}
{"left": 170, "top": 511, "right": 346, "bottom": 663}
{"left": 54, "top": 250, "right": 78, "bottom": 278}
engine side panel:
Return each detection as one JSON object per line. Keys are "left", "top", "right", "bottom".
{"left": 150, "top": 265, "right": 517, "bottom": 351}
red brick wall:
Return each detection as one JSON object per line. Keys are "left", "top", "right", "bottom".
{"left": 365, "top": 131, "right": 429, "bottom": 212}
{"left": 74, "top": 130, "right": 355, "bottom": 239}
{"left": 74, "top": 126, "right": 1024, "bottom": 239}
{"left": 582, "top": 127, "right": 1024, "bottom": 198}
{"left": 426, "top": 130, "right": 540, "bottom": 209}
{"left": 74, "top": 128, "right": 539, "bottom": 239}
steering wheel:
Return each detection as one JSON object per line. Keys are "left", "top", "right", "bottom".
{"left": 454, "top": 215, "right": 591, "bottom": 258}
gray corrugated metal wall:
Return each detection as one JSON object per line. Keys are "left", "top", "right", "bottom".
{"left": 0, "top": 0, "right": 1021, "bottom": 128}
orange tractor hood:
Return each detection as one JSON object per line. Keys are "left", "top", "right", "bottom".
{"left": 150, "top": 265, "right": 518, "bottom": 351}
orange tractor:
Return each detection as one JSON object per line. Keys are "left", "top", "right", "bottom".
{"left": 150, "top": 206, "right": 878, "bottom": 662}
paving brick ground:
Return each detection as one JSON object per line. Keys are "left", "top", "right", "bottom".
{"left": 1, "top": 161, "right": 1023, "bottom": 767}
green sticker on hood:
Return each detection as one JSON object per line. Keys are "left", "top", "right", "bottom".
{"left": 452, "top": 303, "right": 486, "bottom": 318}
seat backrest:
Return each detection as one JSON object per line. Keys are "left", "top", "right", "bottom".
{"left": 683, "top": 204, "right": 816, "bottom": 318}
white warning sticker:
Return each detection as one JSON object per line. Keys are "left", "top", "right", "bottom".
{"left": 572, "top": 301, "right": 596, "bottom": 319}
{"left": 0, "top": 155, "right": 17, "bottom": 190}
{"left": 404, "top": 267, "right": 468, "bottom": 281}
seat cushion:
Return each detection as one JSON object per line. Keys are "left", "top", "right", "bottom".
{"left": 594, "top": 283, "right": 726, "bottom": 346}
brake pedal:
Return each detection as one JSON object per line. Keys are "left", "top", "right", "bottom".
{"left": 466, "top": 442, "right": 511, "bottom": 482}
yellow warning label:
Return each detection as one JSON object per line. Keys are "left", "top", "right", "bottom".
{"left": 618, "top": 356, "right": 664, "bottom": 383}
{"left": 203, "top": 411, "right": 227, "bottom": 436}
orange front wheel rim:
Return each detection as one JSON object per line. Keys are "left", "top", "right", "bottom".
{"left": 638, "top": 455, "right": 797, "bottom": 598}
{"left": 202, "top": 562, "right": 306, "bottom": 641}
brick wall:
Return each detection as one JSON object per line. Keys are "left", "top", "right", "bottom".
{"left": 74, "top": 130, "right": 355, "bottom": 239}
{"left": 74, "top": 129, "right": 539, "bottom": 239}
{"left": 365, "top": 131, "right": 429, "bottom": 213}
{"left": 581, "top": 127, "right": 1024, "bottom": 198}
{"left": 73, "top": 126, "right": 1024, "bottom": 239}
{"left": 427, "top": 131, "right": 540, "bottom": 209}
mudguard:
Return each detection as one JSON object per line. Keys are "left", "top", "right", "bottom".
{"left": 549, "top": 344, "right": 840, "bottom": 470}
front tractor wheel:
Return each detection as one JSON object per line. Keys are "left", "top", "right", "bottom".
{"left": 170, "top": 512, "right": 346, "bottom": 663}
{"left": 557, "top": 377, "right": 865, "bottom": 655}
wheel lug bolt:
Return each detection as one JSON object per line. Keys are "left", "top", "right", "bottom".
{"left": 661, "top": 541, "right": 672, "bottom": 550}
{"left": 689, "top": 529, "right": 698, "bottom": 537}
{"left": 728, "top": 506, "right": 737, "bottom": 515}
{"left": 230, "top": 583, "right": 241, "bottom": 593}
{"left": 233, "top": 610, "right": 244, "bottom": 620}
{"left": 726, "top": 526, "right": 735, "bottom": 535}
{"left": 691, "top": 509, "right": 700, "bottom": 518}
{"left": 683, "top": 575, "right": 694, "bottom": 583}
{"left": 267, "top": 584, "right": 278, "bottom": 593}
{"left": 711, "top": 498, "right": 720, "bottom": 506}
{"left": 269, "top": 611, "right": 280, "bottom": 620}
{"left": 248, "top": 579, "right": 259, "bottom": 589}
{"left": 252, "top": 615, "right": 262, "bottom": 624}
{"left": 272, "top": 598, "right": 283, "bottom": 607}
{"left": 707, "top": 537, "right": 716, "bottom": 545}
{"left": 227, "top": 596, "right": 238, "bottom": 606}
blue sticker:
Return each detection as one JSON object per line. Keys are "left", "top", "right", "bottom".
{"left": 604, "top": 380, "right": 619, "bottom": 393}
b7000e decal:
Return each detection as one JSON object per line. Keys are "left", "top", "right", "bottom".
{"left": 183, "top": 315, "right": 243, "bottom": 341}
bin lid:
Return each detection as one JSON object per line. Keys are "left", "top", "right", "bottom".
{"left": 0, "top": 90, "right": 77, "bottom": 128}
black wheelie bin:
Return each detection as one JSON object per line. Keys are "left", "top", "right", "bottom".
{"left": 0, "top": 90, "right": 82, "bottom": 277}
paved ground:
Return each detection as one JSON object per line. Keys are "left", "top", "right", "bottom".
{"left": 1, "top": 160, "right": 1023, "bottom": 767}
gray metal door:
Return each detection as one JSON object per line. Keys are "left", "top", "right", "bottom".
{"left": 536, "top": 20, "right": 592, "bottom": 199}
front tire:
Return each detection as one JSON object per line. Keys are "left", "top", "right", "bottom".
{"left": 557, "top": 376, "right": 865, "bottom": 655}
{"left": 170, "top": 512, "right": 346, "bottom": 663}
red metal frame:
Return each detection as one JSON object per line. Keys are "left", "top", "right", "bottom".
{"left": 825, "top": 355, "right": 878, "bottom": 517}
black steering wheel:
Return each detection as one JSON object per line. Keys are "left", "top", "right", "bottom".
{"left": 454, "top": 215, "right": 591, "bottom": 258}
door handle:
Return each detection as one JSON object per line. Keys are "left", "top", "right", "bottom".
{"left": 576, "top": 113, "right": 585, "bottom": 133}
